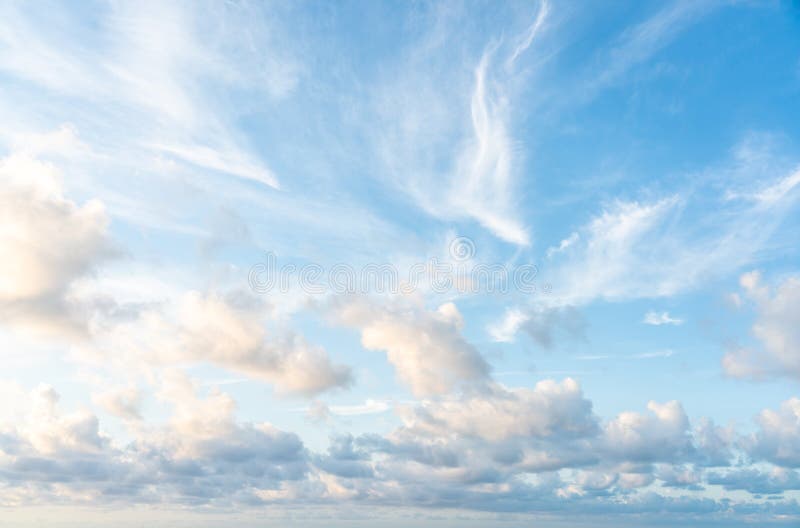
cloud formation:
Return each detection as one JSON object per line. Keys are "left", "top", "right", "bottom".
{"left": 643, "top": 310, "right": 683, "bottom": 326}
{"left": 0, "top": 153, "right": 113, "bottom": 336}
{"left": 334, "top": 297, "right": 490, "bottom": 396}
{"left": 84, "top": 291, "right": 352, "bottom": 396}
{"left": 723, "top": 271, "right": 800, "bottom": 381}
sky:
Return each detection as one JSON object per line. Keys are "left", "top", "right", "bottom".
{"left": 1, "top": 0, "right": 800, "bottom": 526}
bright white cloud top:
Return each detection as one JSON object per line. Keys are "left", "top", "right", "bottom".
{"left": 1, "top": 1, "right": 800, "bottom": 527}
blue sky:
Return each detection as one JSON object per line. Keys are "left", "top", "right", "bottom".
{"left": 1, "top": 0, "right": 800, "bottom": 526}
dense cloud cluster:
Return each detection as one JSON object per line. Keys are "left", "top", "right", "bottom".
{"left": 1, "top": 376, "right": 798, "bottom": 519}
{"left": 0, "top": 376, "right": 310, "bottom": 507}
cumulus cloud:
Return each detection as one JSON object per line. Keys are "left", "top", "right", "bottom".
{"left": 0, "top": 153, "right": 113, "bottom": 336}
{"left": 85, "top": 291, "right": 352, "bottom": 396}
{"left": 397, "top": 378, "right": 597, "bottom": 443}
{"left": 602, "top": 400, "right": 695, "bottom": 463}
{"left": 0, "top": 384, "right": 123, "bottom": 505}
{"left": 347, "top": 379, "right": 603, "bottom": 487}
{"left": 5, "top": 378, "right": 798, "bottom": 514}
{"left": 153, "top": 372, "right": 307, "bottom": 469}
{"left": 0, "top": 378, "right": 310, "bottom": 506}
{"left": 174, "top": 293, "right": 351, "bottom": 395}
{"left": 10, "top": 384, "right": 109, "bottom": 455}
{"left": 333, "top": 297, "right": 490, "bottom": 396}
{"left": 334, "top": 380, "right": 737, "bottom": 505}
{"left": 723, "top": 271, "right": 800, "bottom": 380}
{"left": 747, "top": 397, "right": 800, "bottom": 468}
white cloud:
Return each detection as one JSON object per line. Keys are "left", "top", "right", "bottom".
{"left": 547, "top": 197, "right": 683, "bottom": 304}
{"left": 0, "top": 152, "right": 113, "bottom": 336}
{"left": 603, "top": 400, "right": 693, "bottom": 463}
{"left": 18, "top": 384, "right": 108, "bottom": 455}
{"left": 0, "top": 377, "right": 782, "bottom": 513}
{"left": 730, "top": 167, "right": 800, "bottom": 206}
{"left": 643, "top": 311, "right": 683, "bottom": 326}
{"left": 546, "top": 232, "right": 579, "bottom": 259}
{"left": 0, "top": 1, "right": 286, "bottom": 189}
{"left": 633, "top": 349, "right": 675, "bottom": 359}
{"left": 487, "top": 307, "right": 529, "bottom": 343}
{"left": 723, "top": 271, "right": 800, "bottom": 380}
{"left": 448, "top": 51, "right": 530, "bottom": 245}
{"left": 152, "top": 143, "right": 280, "bottom": 189}
{"left": 583, "top": 0, "right": 722, "bottom": 100}
{"left": 506, "top": 0, "right": 550, "bottom": 69}
{"left": 397, "top": 378, "right": 597, "bottom": 442}
{"left": 543, "top": 160, "right": 800, "bottom": 307}
{"left": 747, "top": 397, "right": 800, "bottom": 468}
{"left": 5, "top": 124, "right": 91, "bottom": 159}
{"left": 81, "top": 291, "right": 352, "bottom": 396}
{"left": 334, "top": 297, "right": 490, "bottom": 396}
{"left": 324, "top": 382, "right": 740, "bottom": 508}
{"left": 0, "top": 378, "right": 310, "bottom": 506}
{"left": 371, "top": 9, "right": 541, "bottom": 246}
{"left": 329, "top": 400, "right": 392, "bottom": 417}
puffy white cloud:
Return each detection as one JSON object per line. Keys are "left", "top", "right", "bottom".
{"left": 723, "top": 271, "right": 800, "bottom": 380}
{"left": 0, "top": 153, "right": 113, "bottom": 336}
{"left": 0, "top": 378, "right": 310, "bottom": 506}
{"left": 0, "top": 377, "right": 788, "bottom": 514}
{"left": 334, "top": 297, "right": 489, "bottom": 396}
{"left": 747, "top": 397, "right": 800, "bottom": 468}
{"left": 0, "top": 384, "right": 124, "bottom": 505}
{"left": 345, "top": 380, "right": 601, "bottom": 487}
{"left": 602, "top": 401, "right": 694, "bottom": 463}
{"left": 85, "top": 291, "right": 352, "bottom": 396}
{"left": 692, "top": 417, "right": 736, "bottom": 467}
{"left": 397, "top": 378, "right": 596, "bottom": 442}
{"left": 10, "top": 384, "right": 108, "bottom": 456}
{"left": 175, "top": 293, "right": 351, "bottom": 395}
{"left": 149, "top": 371, "right": 308, "bottom": 475}
{"left": 301, "top": 381, "right": 747, "bottom": 513}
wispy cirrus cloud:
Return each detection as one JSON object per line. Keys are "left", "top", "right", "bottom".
{"left": 371, "top": 2, "right": 553, "bottom": 246}
{"left": 0, "top": 0, "right": 289, "bottom": 189}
